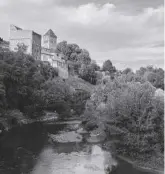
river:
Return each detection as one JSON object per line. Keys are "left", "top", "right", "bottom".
{"left": 0, "top": 121, "right": 157, "bottom": 174}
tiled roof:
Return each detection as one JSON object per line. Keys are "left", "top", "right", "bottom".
{"left": 44, "top": 29, "right": 57, "bottom": 38}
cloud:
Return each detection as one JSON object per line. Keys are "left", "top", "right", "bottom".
{"left": 50, "top": 3, "right": 163, "bottom": 47}
{"left": 0, "top": 0, "right": 9, "bottom": 7}
{"left": 66, "top": 3, "right": 116, "bottom": 25}
{"left": 92, "top": 46, "right": 164, "bottom": 69}
{"left": 0, "top": 1, "right": 163, "bottom": 70}
{"left": 55, "top": 3, "right": 163, "bottom": 70}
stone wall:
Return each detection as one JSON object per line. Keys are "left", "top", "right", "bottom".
{"left": 9, "top": 25, "right": 42, "bottom": 60}
{"left": 42, "top": 35, "right": 57, "bottom": 50}
{"left": 9, "top": 25, "right": 33, "bottom": 54}
{"left": 32, "top": 32, "right": 41, "bottom": 60}
{"left": 41, "top": 47, "right": 54, "bottom": 63}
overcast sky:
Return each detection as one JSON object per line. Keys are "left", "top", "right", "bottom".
{"left": 0, "top": 0, "right": 164, "bottom": 70}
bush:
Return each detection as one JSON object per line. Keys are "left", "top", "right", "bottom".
{"left": 82, "top": 77, "right": 164, "bottom": 158}
{"left": 0, "top": 51, "right": 72, "bottom": 121}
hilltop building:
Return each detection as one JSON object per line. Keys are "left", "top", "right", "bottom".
{"left": 41, "top": 29, "right": 57, "bottom": 63}
{"left": 9, "top": 25, "right": 68, "bottom": 79}
{"left": 9, "top": 25, "right": 41, "bottom": 60}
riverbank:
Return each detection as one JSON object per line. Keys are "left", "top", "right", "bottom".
{"left": 81, "top": 124, "right": 164, "bottom": 174}
{"left": 0, "top": 115, "right": 164, "bottom": 174}
{"left": 117, "top": 154, "right": 164, "bottom": 174}
{"left": 0, "top": 111, "right": 59, "bottom": 132}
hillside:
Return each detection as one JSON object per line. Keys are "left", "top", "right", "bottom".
{"left": 66, "top": 76, "right": 95, "bottom": 93}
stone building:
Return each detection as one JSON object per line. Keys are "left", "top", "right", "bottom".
{"left": 41, "top": 29, "right": 68, "bottom": 79}
{"left": 9, "top": 24, "right": 41, "bottom": 60}
{"left": 41, "top": 29, "right": 57, "bottom": 63}
{"left": 9, "top": 25, "right": 68, "bottom": 79}
{"left": 42, "top": 29, "right": 57, "bottom": 51}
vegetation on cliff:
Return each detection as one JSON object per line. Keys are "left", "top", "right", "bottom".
{"left": 0, "top": 50, "right": 90, "bottom": 129}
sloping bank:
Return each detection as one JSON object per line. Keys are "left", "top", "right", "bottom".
{"left": 0, "top": 111, "right": 59, "bottom": 132}
{"left": 81, "top": 124, "right": 164, "bottom": 174}
{"left": 117, "top": 155, "right": 164, "bottom": 174}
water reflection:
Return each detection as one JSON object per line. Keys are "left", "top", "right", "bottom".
{"left": 0, "top": 122, "right": 157, "bottom": 174}
{"left": 32, "top": 145, "right": 114, "bottom": 174}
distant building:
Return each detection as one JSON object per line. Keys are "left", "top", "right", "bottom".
{"left": 41, "top": 29, "right": 57, "bottom": 64}
{"left": 9, "top": 24, "right": 41, "bottom": 60}
{"left": 9, "top": 25, "right": 68, "bottom": 79}
{"left": 41, "top": 29, "right": 68, "bottom": 79}
{"left": 42, "top": 29, "right": 57, "bottom": 51}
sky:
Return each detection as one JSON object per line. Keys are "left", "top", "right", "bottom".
{"left": 0, "top": 0, "right": 164, "bottom": 70}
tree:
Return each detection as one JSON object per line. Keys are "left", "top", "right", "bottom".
{"left": 55, "top": 41, "right": 92, "bottom": 76}
{"left": 17, "top": 43, "right": 28, "bottom": 53}
{"left": 0, "top": 37, "right": 3, "bottom": 43}
{"left": 91, "top": 60, "right": 100, "bottom": 71}
{"left": 0, "top": 50, "right": 60, "bottom": 119}
{"left": 82, "top": 75, "right": 164, "bottom": 158}
{"left": 102, "top": 60, "right": 116, "bottom": 74}
{"left": 55, "top": 41, "right": 68, "bottom": 58}
{"left": 122, "top": 68, "right": 132, "bottom": 74}
{"left": 79, "top": 64, "right": 97, "bottom": 84}
{"left": 136, "top": 66, "right": 164, "bottom": 90}
{"left": 77, "top": 49, "right": 91, "bottom": 65}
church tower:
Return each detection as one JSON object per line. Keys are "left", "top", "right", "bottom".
{"left": 43, "top": 29, "right": 57, "bottom": 51}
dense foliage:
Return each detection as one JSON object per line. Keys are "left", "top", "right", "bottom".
{"left": 0, "top": 50, "right": 90, "bottom": 128}
{"left": 56, "top": 41, "right": 91, "bottom": 65}
{"left": 136, "top": 66, "right": 164, "bottom": 90}
{"left": 82, "top": 70, "right": 164, "bottom": 163}
{"left": 55, "top": 41, "right": 100, "bottom": 84}
{"left": 0, "top": 51, "right": 57, "bottom": 117}
{"left": 79, "top": 64, "right": 97, "bottom": 85}
{"left": 102, "top": 60, "right": 116, "bottom": 74}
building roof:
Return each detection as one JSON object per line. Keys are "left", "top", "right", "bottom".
{"left": 10, "top": 24, "right": 22, "bottom": 30}
{"left": 32, "top": 31, "right": 41, "bottom": 38}
{"left": 44, "top": 29, "right": 57, "bottom": 38}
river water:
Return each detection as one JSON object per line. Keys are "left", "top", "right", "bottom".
{"left": 0, "top": 122, "right": 156, "bottom": 174}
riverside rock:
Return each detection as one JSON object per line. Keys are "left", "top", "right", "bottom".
{"left": 87, "top": 129, "right": 106, "bottom": 143}
{"left": 48, "top": 131, "right": 83, "bottom": 143}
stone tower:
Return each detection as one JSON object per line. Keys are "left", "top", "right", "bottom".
{"left": 43, "top": 29, "right": 57, "bottom": 51}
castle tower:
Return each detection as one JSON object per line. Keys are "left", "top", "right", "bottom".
{"left": 43, "top": 29, "right": 57, "bottom": 51}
